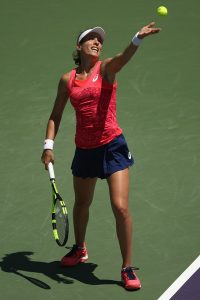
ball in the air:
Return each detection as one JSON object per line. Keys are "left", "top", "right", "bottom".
{"left": 157, "top": 6, "right": 168, "bottom": 16}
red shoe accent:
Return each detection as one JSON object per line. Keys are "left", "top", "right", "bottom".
{"left": 121, "top": 267, "right": 141, "bottom": 290}
{"left": 61, "top": 244, "right": 88, "bottom": 267}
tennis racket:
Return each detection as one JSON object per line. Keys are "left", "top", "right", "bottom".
{"left": 48, "top": 162, "right": 69, "bottom": 246}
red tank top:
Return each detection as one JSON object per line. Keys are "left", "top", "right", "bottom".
{"left": 68, "top": 61, "right": 122, "bottom": 148}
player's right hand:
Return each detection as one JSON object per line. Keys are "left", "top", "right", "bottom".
{"left": 41, "top": 149, "right": 54, "bottom": 170}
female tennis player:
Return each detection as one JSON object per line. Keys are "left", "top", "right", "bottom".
{"left": 41, "top": 22, "right": 160, "bottom": 290}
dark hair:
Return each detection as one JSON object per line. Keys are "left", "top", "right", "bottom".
{"left": 72, "top": 49, "right": 81, "bottom": 66}
{"left": 72, "top": 30, "right": 85, "bottom": 66}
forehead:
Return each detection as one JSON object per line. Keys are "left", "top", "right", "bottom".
{"left": 79, "top": 32, "right": 103, "bottom": 44}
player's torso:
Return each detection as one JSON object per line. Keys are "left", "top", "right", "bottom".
{"left": 68, "top": 61, "right": 122, "bottom": 148}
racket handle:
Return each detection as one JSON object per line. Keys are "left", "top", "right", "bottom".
{"left": 48, "top": 162, "right": 55, "bottom": 180}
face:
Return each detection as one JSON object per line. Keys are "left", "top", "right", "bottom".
{"left": 77, "top": 32, "right": 103, "bottom": 58}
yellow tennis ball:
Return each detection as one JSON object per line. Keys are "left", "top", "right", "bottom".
{"left": 157, "top": 6, "right": 168, "bottom": 16}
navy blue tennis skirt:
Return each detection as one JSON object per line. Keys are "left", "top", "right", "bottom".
{"left": 71, "top": 134, "right": 134, "bottom": 179}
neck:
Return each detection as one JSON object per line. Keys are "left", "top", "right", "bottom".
{"left": 79, "top": 56, "right": 99, "bottom": 74}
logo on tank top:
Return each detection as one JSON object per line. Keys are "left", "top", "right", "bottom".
{"left": 92, "top": 74, "right": 99, "bottom": 82}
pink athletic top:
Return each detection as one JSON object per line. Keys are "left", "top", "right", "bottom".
{"left": 68, "top": 61, "right": 122, "bottom": 149}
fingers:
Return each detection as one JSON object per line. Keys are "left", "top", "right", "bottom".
{"left": 147, "top": 22, "right": 156, "bottom": 28}
{"left": 44, "top": 158, "right": 54, "bottom": 170}
{"left": 151, "top": 27, "right": 161, "bottom": 34}
{"left": 45, "top": 159, "right": 54, "bottom": 170}
{"left": 41, "top": 150, "right": 54, "bottom": 170}
{"left": 138, "top": 22, "right": 161, "bottom": 38}
{"left": 146, "top": 22, "right": 161, "bottom": 32}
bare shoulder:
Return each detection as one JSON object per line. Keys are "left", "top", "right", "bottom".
{"left": 100, "top": 58, "right": 112, "bottom": 74}
{"left": 100, "top": 58, "right": 116, "bottom": 84}
{"left": 54, "top": 72, "right": 71, "bottom": 99}
{"left": 60, "top": 71, "right": 71, "bottom": 84}
{"left": 57, "top": 71, "right": 72, "bottom": 93}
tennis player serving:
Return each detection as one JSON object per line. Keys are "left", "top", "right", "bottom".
{"left": 41, "top": 22, "right": 160, "bottom": 290}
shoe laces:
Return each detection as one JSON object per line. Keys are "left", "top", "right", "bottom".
{"left": 122, "top": 267, "right": 139, "bottom": 280}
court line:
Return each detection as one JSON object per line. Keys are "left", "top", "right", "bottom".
{"left": 157, "top": 255, "right": 200, "bottom": 300}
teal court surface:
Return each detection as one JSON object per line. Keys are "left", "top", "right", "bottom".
{"left": 0, "top": 0, "right": 200, "bottom": 299}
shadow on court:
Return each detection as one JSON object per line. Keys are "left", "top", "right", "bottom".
{"left": 0, "top": 251, "right": 120, "bottom": 289}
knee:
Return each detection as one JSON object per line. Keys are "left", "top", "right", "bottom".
{"left": 112, "top": 204, "right": 130, "bottom": 220}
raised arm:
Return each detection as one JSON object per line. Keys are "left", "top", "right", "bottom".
{"left": 101, "top": 22, "right": 161, "bottom": 82}
{"left": 41, "top": 72, "right": 70, "bottom": 168}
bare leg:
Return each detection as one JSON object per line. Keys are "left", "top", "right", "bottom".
{"left": 73, "top": 176, "right": 97, "bottom": 246}
{"left": 107, "top": 169, "right": 133, "bottom": 268}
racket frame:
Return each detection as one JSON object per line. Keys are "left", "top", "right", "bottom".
{"left": 48, "top": 163, "right": 69, "bottom": 246}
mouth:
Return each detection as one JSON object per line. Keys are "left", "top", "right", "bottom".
{"left": 91, "top": 47, "right": 99, "bottom": 53}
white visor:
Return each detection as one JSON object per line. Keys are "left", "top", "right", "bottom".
{"left": 78, "top": 26, "right": 106, "bottom": 44}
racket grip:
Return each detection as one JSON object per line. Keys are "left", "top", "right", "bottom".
{"left": 48, "top": 162, "right": 55, "bottom": 180}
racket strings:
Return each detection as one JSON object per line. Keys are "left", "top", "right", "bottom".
{"left": 54, "top": 200, "right": 68, "bottom": 244}
{"left": 51, "top": 181, "right": 69, "bottom": 246}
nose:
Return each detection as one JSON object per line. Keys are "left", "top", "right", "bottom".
{"left": 93, "top": 37, "right": 99, "bottom": 44}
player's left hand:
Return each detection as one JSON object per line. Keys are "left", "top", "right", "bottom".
{"left": 138, "top": 22, "right": 161, "bottom": 39}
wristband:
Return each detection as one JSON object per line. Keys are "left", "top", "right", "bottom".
{"left": 43, "top": 139, "right": 54, "bottom": 150}
{"left": 132, "top": 32, "right": 143, "bottom": 46}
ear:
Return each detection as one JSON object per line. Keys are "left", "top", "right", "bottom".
{"left": 76, "top": 44, "right": 81, "bottom": 51}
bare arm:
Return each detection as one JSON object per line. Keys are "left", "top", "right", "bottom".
{"left": 101, "top": 22, "right": 161, "bottom": 82}
{"left": 41, "top": 73, "right": 70, "bottom": 168}
{"left": 45, "top": 76, "right": 69, "bottom": 139}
